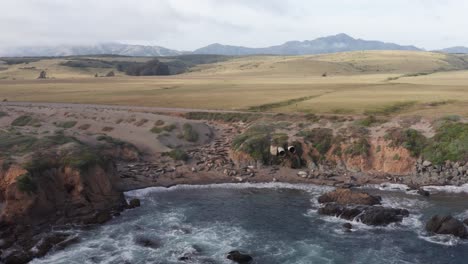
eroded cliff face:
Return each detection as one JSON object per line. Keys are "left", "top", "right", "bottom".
{"left": 0, "top": 161, "right": 125, "bottom": 226}
{"left": 230, "top": 137, "right": 417, "bottom": 176}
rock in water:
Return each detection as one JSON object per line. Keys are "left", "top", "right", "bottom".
{"left": 227, "top": 251, "right": 253, "bottom": 263}
{"left": 128, "top": 198, "right": 141, "bottom": 209}
{"left": 417, "top": 188, "right": 430, "bottom": 197}
{"left": 134, "top": 235, "right": 161, "bottom": 249}
{"left": 342, "top": 223, "right": 353, "bottom": 231}
{"left": 426, "top": 215, "right": 467, "bottom": 238}
{"left": 318, "top": 204, "right": 409, "bottom": 226}
{"left": 318, "top": 189, "right": 381, "bottom": 206}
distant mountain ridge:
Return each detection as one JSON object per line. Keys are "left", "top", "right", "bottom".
{"left": 0, "top": 43, "right": 184, "bottom": 57}
{"left": 437, "top": 46, "right": 468, "bottom": 54}
{"left": 193, "top": 33, "right": 421, "bottom": 55}
{"left": 3, "top": 33, "right": 467, "bottom": 57}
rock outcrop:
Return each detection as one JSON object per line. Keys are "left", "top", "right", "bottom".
{"left": 426, "top": 215, "right": 467, "bottom": 238}
{"left": 318, "top": 188, "right": 381, "bottom": 206}
{"left": 318, "top": 204, "right": 409, "bottom": 226}
{"left": 227, "top": 251, "right": 253, "bottom": 264}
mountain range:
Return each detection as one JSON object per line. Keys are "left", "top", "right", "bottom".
{"left": 1, "top": 34, "right": 467, "bottom": 57}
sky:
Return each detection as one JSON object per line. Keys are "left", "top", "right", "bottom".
{"left": 1, "top": 0, "right": 468, "bottom": 51}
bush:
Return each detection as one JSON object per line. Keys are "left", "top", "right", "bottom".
{"left": 168, "top": 149, "right": 189, "bottom": 161}
{"left": 354, "top": 115, "right": 381, "bottom": 127}
{"left": 182, "top": 123, "right": 199, "bottom": 142}
{"left": 11, "top": 115, "right": 33, "bottom": 126}
{"left": 232, "top": 124, "right": 273, "bottom": 163}
{"left": 422, "top": 122, "right": 468, "bottom": 164}
{"left": 298, "top": 128, "right": 333, "bottom": 155}
{"left": 55, "top": 121, "right": 77, "bottom": 128}
{"left": 16, "top": 173, "right": 37, "bottom": 194}
{"left": 0, "top": 111, "right": 7, "bottom": 118}
{"left": 345, "top": 137, "right": 371, "bottom": 157}
{"left": 150, "top": 126, "right": 163, "bottom": 134}
{"left": 384, "top": 128, "right": 427, "bottom": 157}
{"left": 162, "top": 124, "right": 177, "bottom": 132}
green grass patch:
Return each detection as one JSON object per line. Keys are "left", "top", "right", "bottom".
{"left": 167, "top": 149, "right": 189, "bottom": 161}
{"left": 364, "top": 101, "right": 417, "bottom": 116}
{"left": 182, "top": 123, "right": 199, "bottom": 142}
{"left": 248, "top": 95, "right": 320, "bottom": 112}
{"left": 232, "top": 124, "right": 275, "bottom": 163}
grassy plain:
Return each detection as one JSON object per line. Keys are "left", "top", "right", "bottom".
{"left": 0, "top": 50, "right": 467, "bottom": 117}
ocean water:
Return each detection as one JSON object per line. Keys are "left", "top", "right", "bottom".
{"left": 32, "top": 183, "right": 468, "bottom": 264}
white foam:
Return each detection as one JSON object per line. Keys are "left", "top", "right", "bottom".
{"left": 125, "top": 182, "right": 333, "bottom": 198}
{"left": 418, "top": 234, "right": 465, "bottom": 246}
{"left": 422, "top": 184, "right": 468, "bottom": 194}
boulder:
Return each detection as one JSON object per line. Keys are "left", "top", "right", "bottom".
{"left": 422, "top": 160, "right": 432, "bottom": 167}
{"left": 342, "top": 223, "right": 353, "bottom": 230}
{"left": 2, "top": 249, "right": 32, "bottom": 264}
{"left": 417, "top": 188, "right": 430, "bottom": 197}
{"left": 227, "top": 251, "right": 253, "bottom": 264}
{"left": 464, "top": 219, "right": 468, "bottom": 226}
{"left": 426, "top": 215, "right": 467, "bottom": 238}
{"left": 318, "top": 189, "right": 381, "bottom": 206}
{"left": 318, "top": 204, "right": 409, "bottom": 226}
{"left": 128, "top": 198, "right": 141, "bottom": 209}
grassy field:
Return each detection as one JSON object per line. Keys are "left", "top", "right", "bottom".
{"left": 0, "top": 51, "right": 467, "bottom": 117}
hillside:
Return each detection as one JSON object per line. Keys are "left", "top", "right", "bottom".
{"left": 190, "top": 50, "right": 468, "bottom": 76}
{"left": 0, "top": 50, "right": 467, "bottom": 117}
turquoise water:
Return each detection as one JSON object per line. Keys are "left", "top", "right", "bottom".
{"left": 32, "top": 183, "right": 468, "bottom": 264}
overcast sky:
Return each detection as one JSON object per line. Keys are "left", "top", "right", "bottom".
{"left": 1, "top": 0, "right": 467, "bottom": 51}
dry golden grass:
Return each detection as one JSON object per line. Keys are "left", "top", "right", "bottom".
{"left": 0, "top": 51, "right": 467, "bottom": 117}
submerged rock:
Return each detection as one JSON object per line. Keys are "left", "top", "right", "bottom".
{"left": 342, "top": 223, "right": 353, "bottom": 231}
{"left": 128, "top": 198, "right": 141, "bottom": 209}
{"left": 417, "top": 188, "right": 430, "bottom": 197}
{"left": 318, "top": 189, "right": 381, "bottom": 206}
{"left": 426, "top": 215, "right": 467, "bottom": 238}
{"left": 134, "top": 235, "right": 161, "bottom": 249}
{"left": 318, "top": 204, "right": 409, "bottom": 226}
{"left": 227, "top": 250, "right": 253, "bottom": 264}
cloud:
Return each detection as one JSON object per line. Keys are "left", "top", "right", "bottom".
{"left": 0, "top": 0, "right": 467, "bottom": 50}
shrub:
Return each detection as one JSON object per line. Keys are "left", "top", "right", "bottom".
{"left": 155, "top": 120, "right": 165, "bottom": 126}
{"left": 232, "top": 124, "right": 273, "bottom": 163}
{"left": 78, "top": 124, "right": 91, "bottom": 130}
{"left": 163, "top": 124, "right": 177, "bottom": 132}
{"left": 55, "top": 121, "right": 77, "bottom": 128}
{"left": 393, "top": 154, "right": 401, "bottom": 161}
{"left": 16, "top": 173, "right": 37, "bottom": 194}
{"left": 345, "top": 137, "right": 371, "bottom": 157}
{"left": 11, "top": 115, "right": 33, "bottom": 126}
{"left": 422, "top": 122, "right": 468, "bottom": 164}
{"left": 0, "top": 111, "right": 7, "bottom": 118}
{"left": 298, "top": 128, "right": 333, "bottom": 155}
{"left": 354, "top": 115, "right": 381, "bottom": 127}
{"left": 384, "top": 128, "right": 427, "bottom": 157}
{"left": 134, "top": 119, "right": 148, "bottom": 127}
{"left": 168, "top": 149, "right": 189, "bottom": 161}
{"left": 102, "top": 126, "right": 114, "bottom": 132}
{"left": 182, "top": 123, "right": 199, "bottom": 142}
{"left": 150, "top": 126, "right": 163, "bottom": 134}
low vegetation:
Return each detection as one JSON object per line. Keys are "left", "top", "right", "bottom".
{"left": 354, "top": 115, "right": 383, "bottom": 127}
{"left": 422, "top": 122, "right": 468, "bottom": 165}
{"left": 185, "top": 112, "right": 260, "bottom": 123}
{"left": 248, "top": 95, "right": 321, "bottom": 112}
{"left": 345, "top": 137, "right": 371, "bottom": 157}
{"left": 232, "top": 124, "right": 273, "bottom": 163}
{"left": 364, "top": 101, "right": 417, "bottom": 116}
{"left": 298, "top": 128, "right": 334, "bottom": 155}
{"left": 16, "top": 173, "right": 37, "bottom": 194}
{"left": 182, "top": 123, "right": 199, "bottom": 142}
{"left": 11, "top": 115, "right": 37, "bottom": 126}
{"left": 0, "top": 111, "right": 7, "bottom": 118}
{"left": 54, "top": 120, "right": 77, "bottom": 128}
{"left": 167, "top": 149, "right": 189, "bottom": 161}
{"left": 385, "top": 128, "right": 427, "bottom": 157}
